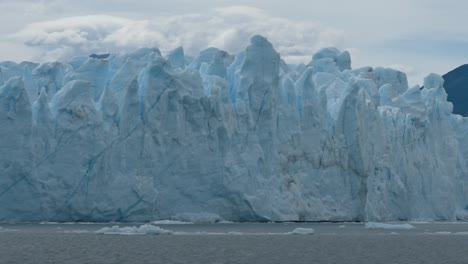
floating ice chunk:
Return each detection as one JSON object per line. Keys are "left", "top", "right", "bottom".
{"left": 171, "top": 229, "right": 315, "bottom": 236}
{"left": 0, "top": 226, "right": 15, "bottom": 232}
{"left": 95, "top": 224, "right": 173, "bottom": 235}
{"left": 365, "top": 222, "right": 414, "bottom": 230}
{"left": 288, "top": 228, "right": 315, "bottom": 235}
{"left": 433, "top": 231, "right": 452, "bottom": 235}
{"left": 218, "top": 220, "right": 235, "bottom": 224}
{"left": 172, "top": 231, "right": 245, "bottom": 235}
{"left": 152, "top": 220, "right": 194, "bottom": 225}
{"left": 63, "top": 230, "right": 92, "bottom": 234}
{"left": 226, "top": 231, "right": 243, "bottom": 235}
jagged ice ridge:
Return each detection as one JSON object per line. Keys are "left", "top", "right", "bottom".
{"left": 0, "top": 35, "right": 467, "bottom": 222}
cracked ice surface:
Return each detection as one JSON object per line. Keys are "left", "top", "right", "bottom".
{"left": 0, "top": 35, "right": 467, "bottom": 222}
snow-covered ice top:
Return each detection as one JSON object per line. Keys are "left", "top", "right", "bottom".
{"left": 0, "top": 35, "right": 467, "bottom": 223}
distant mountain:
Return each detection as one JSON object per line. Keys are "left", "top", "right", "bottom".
{"left": 442, "top": 64, "right": 468, "bottom": 116}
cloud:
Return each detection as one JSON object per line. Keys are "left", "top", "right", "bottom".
{"left": 23, "top": 0, "right": 65, "bottom": 17}
{"left": 11, "top": 6, "right": 345, "bottom": 63}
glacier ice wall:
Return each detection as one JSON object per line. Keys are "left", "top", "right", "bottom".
{"left": 0, "top": 35, "right": 467, "bottom": 222}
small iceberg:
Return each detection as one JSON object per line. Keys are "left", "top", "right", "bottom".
{"left": 365, "top": 222, "right": 414, "bottom": 230}
{"left": 152, "top": 220, "right": 194, "bottom": 225}
{"left": 288, "top": 228, "right": 315, "bottom": 235}
{"left": 95, "top": 224, "right": 173, "bottom": 235}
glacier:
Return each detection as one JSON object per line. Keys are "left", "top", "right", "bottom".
{"left": 0, "top": 35, "right": 467, "bottom": 222}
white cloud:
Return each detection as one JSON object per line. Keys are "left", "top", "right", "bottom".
{"left": 11, "top": 6, "right": 345, "bottom": 63}
{"left": 388, "top": 64, "right": 416, "bottom": 75}
{"left": 23, "top": 0, "right": 65, "bottom": 18}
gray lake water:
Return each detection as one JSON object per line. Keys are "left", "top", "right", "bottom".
{"left": 1, "top": 222, "right": 468, "bottom": 264}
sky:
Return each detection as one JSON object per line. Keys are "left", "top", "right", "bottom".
{"left": 1, "top": 0, "right": 468, "bottom": 85}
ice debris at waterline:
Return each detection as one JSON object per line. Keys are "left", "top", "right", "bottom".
{"left": 365, "top": 222, "right": 414, "bottom": 230}
{"left": 151, "top": 220, "right": 194, "bottom": 225}
{"left": 94, "top": 224, "right": 315, "bottom": 236}
{"left": 0, "top": 35, "right": 467, "bottom": 222}
{"left": 95, "top": 225, "right": 173, "bottom": 235}
{"left": 288, "top": 228, "right": 315, "bottom": 235}
{"left": 0, "top": 226, "right": 16, "bottom": 232}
